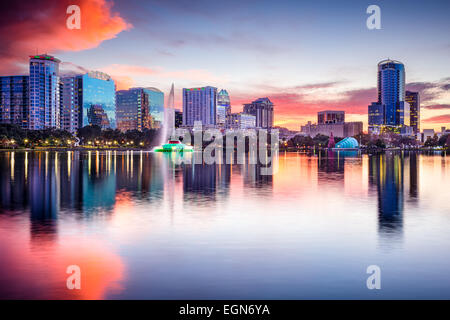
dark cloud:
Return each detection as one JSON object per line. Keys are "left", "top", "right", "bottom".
{"left": 423, "top": 104, "right": 450, "bottom": 110}
{"left": 60, "top": 62, "right": 89, "bottom": 76}
{"left": 406, "top": 78, "right": 450, "bottom": 103}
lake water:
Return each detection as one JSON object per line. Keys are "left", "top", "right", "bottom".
{"left": 0, "top": 150, "right": 449, "bottom": 299}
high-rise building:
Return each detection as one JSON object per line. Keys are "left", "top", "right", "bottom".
{"left": 0, "top": 76, "right": 29, "bottom": 129}
{"left": 29, "top": 54, "right": 61, "bottom": 130}
{"left": 116, "top": 88, "right": 152, "bottom": 132}
{"left": 405, "top": 91, "right": 420, "bottom": 134}
{"left": 60, "top": 76, "right": 79, "bottom": 134}
{"left": 77, "top": 71, "right": 116, "bottom": 129}
{"left": 175, "top": 110, "right": 183, "bottom": 128}
{"left": 368, "top": 59, "right": 410, "bottom": 134}
{"left": 368, "top": 102, "right": 384, "bottom": 129}
{"left": 183, "top": 86, "right": 217, "bottom": 127}
{"left": 243, "top": 97, "right": 274, "bottom": 129}
{"left": 61, "top": 71, "right": 115, "bottom": 130}
{"left": 217, "top": 89, "right": 231, "bottom": 128}
{"left": 142, "top": 87, "right": 164, "bottom": 128}
{"left": 230, "top": 112, "right": 256, "bottom": 129}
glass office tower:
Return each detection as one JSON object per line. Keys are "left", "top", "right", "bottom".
{"left": 0, "top": 76, "right": 29, "bottom": 129}
{"left": 29, "top": 54, "right": 60, "bottom": 130}
{"left": 78, "top": 71, "right": 116, "bottom": 129}
{"left": 61, "top": 71, "right": 116, "bottom": 130}
{"left": 377, "top": 59, "right": 408, "bottom": 126}
{"left": 183, "top": 86, "right": 217, "bottom": 127}
{"left": 116, "top": 88, "right": 152, "bottom": 132}
{"left": 143, "top": 87, "right": 164, "bottom": 128}
{"left": 405, "top": 91, "right": 420, "bottom": 134}
{"left": 217, "top": 89, "right": 231, "bottom": 128}
{"left": 369, "top": 59, "right": 410, "bottom": 134}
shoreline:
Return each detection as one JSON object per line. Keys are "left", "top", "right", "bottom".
{"left": 0, "top": 147, "right": 447, "bottom": 153}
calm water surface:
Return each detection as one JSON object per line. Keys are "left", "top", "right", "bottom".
{"left": 0, "top": 150, "right": 449, "bottom": 299}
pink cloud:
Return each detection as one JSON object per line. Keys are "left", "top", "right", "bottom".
{"left": 423, "top": 114, "right": 450, "bottom": 124}
{"left": 0, "top": 0, "right": 131, "bottom": 75}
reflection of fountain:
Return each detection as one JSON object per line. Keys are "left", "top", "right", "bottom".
{"left": 160, "top": 83, "right": 175, "bottom": 145}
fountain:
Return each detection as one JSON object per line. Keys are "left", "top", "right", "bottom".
{"left": 153, "top": 83, "right": 193, "bottom": 152}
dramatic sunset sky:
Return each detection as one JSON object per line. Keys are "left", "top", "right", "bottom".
{"left": 0, "top": 0, "right": 449, "bottom": 130}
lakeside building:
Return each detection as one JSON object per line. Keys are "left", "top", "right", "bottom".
{"left": 0, "top": 76, "right": 29, "bottom": 129}
{"left": 62, "top": 71, "right": 116, "bottom": 130}
{"left": 116, "top": 88, "right": 153, "bottom": 132}
{"left": 175, "top": 110, "right": 183, "bottom": 128}
{"left": 60, "top": 76, "right": 79, "bottom": 134}
{"left": 405, "top": 91, "right": 420, "bottom": 134}
{"left": 182, "top": 86, "right": 217, "bottom": 127}
{"left": 230, "top": 112, "right": 256, "bottom": 129}
{"left": 78, "top": 72, "right": 116, "bottom": 129}
{"left": 142, "top": 87, "right": 164, "bottom": 128}
{"left": 368, "top": 59, "right": 411, "bottom": 135}
{"left": 243, "top": 97, "right": 274, "bottom": 129}
{"left": 217, "top": 89, "right": 231, "bottom": 129}
{"left": 301, "top": 110, "right": 363, "bottom": 137}
{"left": 29, "top": 54, "right": 61, "bottom": 130}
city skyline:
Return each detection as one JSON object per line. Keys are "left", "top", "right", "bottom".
{"left": 0, "top": 0, "right": 448, "bottom": 131}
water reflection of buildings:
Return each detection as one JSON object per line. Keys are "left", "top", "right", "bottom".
{"left": 317, "top": 151, "right": 345, "bottom": 183}
{"left": 230, "top": 152, "right": 274, "bottom": 188}
{"left": 181, "top": 153, "right": 273, "bottom": 199}
{"left": 368, "top": 153, "right": 419, "bottom": 240}
{"left": 0, "top": 151, "right": 276, "bottom": 231}
{"left": 183, "top": 163, "right": 219, "bottom": 196}
{"left": 0, "top": 151, "right": 118, "bottom": 235}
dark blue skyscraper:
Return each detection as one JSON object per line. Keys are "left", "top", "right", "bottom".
{"left": 369, "top": 59, "right": 410, "bottom": 134}
{"left": 0, "top": 76, "right": 29, "bottom": 128}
